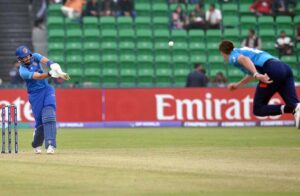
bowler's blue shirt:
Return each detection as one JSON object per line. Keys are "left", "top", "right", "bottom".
{"left": 229, "top": 47, "right": 277, "bottom": 75}
{"left": 19, "top": 53, "right": 49, "bottom": 93}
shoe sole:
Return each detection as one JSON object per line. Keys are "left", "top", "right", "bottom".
{"left": 34, "top": 147, "right": 42, "bottom": 154}
{"left": 47, "top": 150, "right": 55, "bottom": 154}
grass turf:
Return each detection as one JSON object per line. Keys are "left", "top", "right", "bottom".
{"left": 0, "top": 127, "right": 300, "bottom": 196}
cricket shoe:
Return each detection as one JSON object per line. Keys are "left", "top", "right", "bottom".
{"left": 294, "top": 103, "right": 300, "bottom": 129}
{"left": 46, "top": 145, "right": 55, "bottom": 154}
{"left": 33, "top": 146, "right": 42, "bottom": 154}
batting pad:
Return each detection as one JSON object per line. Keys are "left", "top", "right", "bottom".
{"left": 32, "top": 125, "right": 44, "bottom": 148}
{"left": 42, "top": 106, "right": 57, "bottom": 148}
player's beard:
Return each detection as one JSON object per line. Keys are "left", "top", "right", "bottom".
{"left": 22, "top": 55, "right": 32, "bottom": 65}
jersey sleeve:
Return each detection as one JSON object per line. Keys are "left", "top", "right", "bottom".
{"left": 19, "top": 66, "right": 34, "bottom": 80}
{"left": 32, "top": 53, "right": 43, "bottom": 63}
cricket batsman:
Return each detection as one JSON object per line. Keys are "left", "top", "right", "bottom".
{"left": 16, "top": 45, "right": 70, "bottom": 154}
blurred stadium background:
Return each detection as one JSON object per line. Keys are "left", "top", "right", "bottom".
{"left": 1, "top": 1, "right": 300, "bottom": 195}
{"left": 0, "top": 0, "right": 299, "bottom": 88}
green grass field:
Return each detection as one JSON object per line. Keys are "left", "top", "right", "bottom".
{"left": 0, "top": 127, "right": 300, "bottom": 196}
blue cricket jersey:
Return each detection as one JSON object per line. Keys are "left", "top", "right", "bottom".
{"left": 229, "top": 47, "right": 277, "bottom": 75}
{"left": 19, "top": 53, "right": 50, "bottom": 93}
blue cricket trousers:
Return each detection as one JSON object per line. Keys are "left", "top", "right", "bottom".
{"left": 253, "top": 59, "right": 299, "bottom": 116}
{"left": 28, "top": 85, "right": 56, "bottom": 128}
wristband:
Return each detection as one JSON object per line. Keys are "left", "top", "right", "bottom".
{"left": 47, "top": 60, "right": 54, "bottom": 66}
{"left": 253, "top": 72, "right": 259, "bottom": 79}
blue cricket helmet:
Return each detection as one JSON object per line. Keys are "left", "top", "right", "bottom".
{"left": 15, "top": 46, "right": 32, "bottom": 58}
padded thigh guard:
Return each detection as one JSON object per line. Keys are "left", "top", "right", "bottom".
{"left": 42, "top": 106, "right": 57, "bottom": 148}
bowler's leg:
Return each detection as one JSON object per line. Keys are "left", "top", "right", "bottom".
{"left": 278, "top": 73, "right": 300, "bottom": 128}
{"left": 253, "top": 82, "right": 282, "bottom": 116}
{"left": 253, "top": 60, "right": 292, "bottom": 116}
{"left": 278, "top": 74, "right": 299, "bottom": 107}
